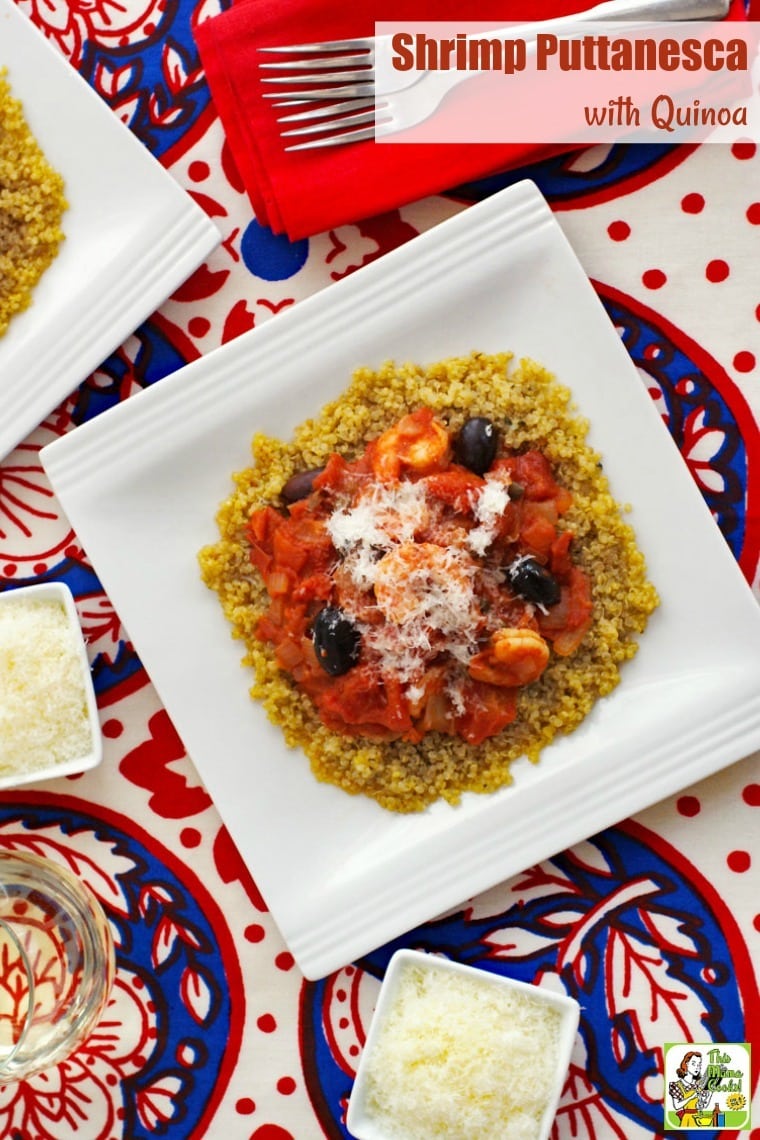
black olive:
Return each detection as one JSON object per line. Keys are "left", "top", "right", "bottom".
{"left": 506, "top": 556, "right": 561, "bottom": 607}
{"left": 507, "top": 481, "right": 525, "bottom": 501}
{"left": 454, "top": 417, "right": 498, "bottom": 475}
{"left": 281, "top": 467, "right": 325, "bottom": 504}
{"left": 312, "top": 606, "right": 361, "bottom": 676}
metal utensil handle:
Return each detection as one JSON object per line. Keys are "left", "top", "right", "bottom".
{"left": 576, "top": 0, "right": 729, "bottom": 19}
{"left": 378, "top": 0, "right": 732, "bottom": 111}
{"left": 468, "top": 0, "right": 732, "bottom": 46}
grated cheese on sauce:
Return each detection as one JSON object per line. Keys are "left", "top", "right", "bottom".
{"left": 327, "top": 481, "right": 429, "bottom": 560}
{"left": 0, "top": 596, "right": 93, "bottom": 777}
{"left": 362, "top": 553, "right": 478, "bottom": 685}
{"left": 326, "top": 482, "right": 482, "bottom": 686}
{"left": 467, "top": 474, "right": 512, "bottom": 558}
{"left": 363, "top": 960, "right": 563, "bottom": 1140}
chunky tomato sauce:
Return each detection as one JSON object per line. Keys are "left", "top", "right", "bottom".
{"left": 247, "top": 408, "right": 593, "bottom": 745}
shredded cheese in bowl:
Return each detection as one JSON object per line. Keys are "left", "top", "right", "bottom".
{"left": 0, "top": 583, "right": 101, "bottom": 786}
{"left": 347, "top": 949, "right": 579, "bottom": 1140}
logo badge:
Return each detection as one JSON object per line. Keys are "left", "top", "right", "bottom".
{"left": 664, "top": 1043, "right": 752, "bottom": 1131}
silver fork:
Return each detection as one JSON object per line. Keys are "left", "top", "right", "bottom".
{"left": 261, "top": 0, "right": 731, "bottom": 149}
{"left": 260, "top": 36, "right": 421, "bottom": 100}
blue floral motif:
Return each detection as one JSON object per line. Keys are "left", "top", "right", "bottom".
{"left": 600, "top": 291, "right": 747, "bottom": 561}
{"left": 78, "top": 0, "right": 228, "bottom": 160}
{"left": 43, "top": 559, "right": 145, "bottom": 698}
{"left": 73, "top": 321, "right": 190, "bottom": 427}
{"left": 451, "top": 143, "right": 683, "bottom": 206}
{"left": 33, "top": 321, "right": 195, "bottom": 702}
{"left": 301, "top": 828, "right": 747, "bottom": 1138}
{"left": 0, "top": 803, "right": 236, "bottom": 1139}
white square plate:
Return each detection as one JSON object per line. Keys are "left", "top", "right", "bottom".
{"left": 0, "top": 0, "right": 220, "bottom": 462}
{"left": 40, "top": 181, "right": 760, "bottom": 979}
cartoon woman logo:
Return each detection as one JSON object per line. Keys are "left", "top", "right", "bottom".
{"left": 668, "top": 1051, "right": 713, "bottom": 1128}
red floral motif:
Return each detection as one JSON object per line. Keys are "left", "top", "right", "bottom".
{"left": 147, "top": 87, "right": 185, "bottom": 129}
{"left": 0, "top": 454, "right": 56, "bottom": 542}
{"left": 0, "top": 972, "right": 155, "bottom": 1140}
{"left": 479, "top": 855, "right": 727, "bottom": 1127}
{"left": 0, "top": 826, "right": 160, "bottom": 1140}
{"left": 110, "top": 92, "right": 142, "bottom": 128}
{"left": 681, "top": 406, "right": 727, "bottom": 495}
{"left": 326, "top": 213, "right": 420, "bottom": 282}
{"left": 149, "top": 912, "right": 202, "bottom": 970}
{"left": 488, "top": 858, "right": 714, "bottom": 1066}
{"left": 0, "top": 812, "right": 240, "bottom": 1137}
{"left": 604, "top": 923, "right": 709, "bottom": 1073}
{"left": 76, "top": 591, "right": 125, "bottom": 665}
{"left": 92, "top": 58, "right": 137, "bottom": 100}
{"left": 180, "top": 967, "right": 213, "bottom": 1024}
{"left": 119, "top": 710, "right": 212, "bottom": 819}
{"left": 171, "top": 263, "right": 231, "bottom": 303}
{"left": 0, "top": 423, "right": 77, "bottom": 573}
{"left": 222, "top": 298, "right": 256, "bottom": 343}
{"left": 187, "top": 190, "right": 229, "bottom": 218}
{"left": 212, "top": 826, "right": 268, "bottom": 911}
{"left": 17, "top": 0, "right": 167, "bottom": 68}
{"left": 161, "top": 38, "right": 204, "bottom": 97}
{"left": 0, "top": 825, "right": 134, "bottom": 918}
{"left": 0, "top": 941, "right": 32, "bottom": 1055}
{"left": 554, "top": 1063, "right": 651, "bottom": 1140}
{"left": 136, "top": 1073, "right": 185, "bottom": 1131}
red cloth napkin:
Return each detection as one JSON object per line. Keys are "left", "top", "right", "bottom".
{"left": 195, "top": 0, "right": 747, "bottom": 240}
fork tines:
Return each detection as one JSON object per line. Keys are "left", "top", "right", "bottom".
{"left": 259, "top": 38, "right": 376, "bottom": 101}
{"left": 258, "top": 38, "right": 374, "bottom": 56}
{"left": 273, "top": 97, "right": 379, "bottom": 151}
{"left": 258, "top": 52, "right": 372, "bottom": 72}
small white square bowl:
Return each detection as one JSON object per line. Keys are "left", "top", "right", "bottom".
{"left": 0, "top": 581, "right": 102, "bottom": 789}
{"left": 346, "top": 948, "right": 580, "bottom": 1140}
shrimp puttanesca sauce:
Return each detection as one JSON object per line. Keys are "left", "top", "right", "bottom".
{"left": 247, "top": 408, "right": 593, "bottom": 745}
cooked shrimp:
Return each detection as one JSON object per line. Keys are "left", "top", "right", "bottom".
{"left": 370, "top": 408, "right": 450, "bottom": 481}
{"left": 373, "top": 541, "right": 475, "bottom": 626}
{"left": 467, "top": 627, "right": 550, "bottom": 687}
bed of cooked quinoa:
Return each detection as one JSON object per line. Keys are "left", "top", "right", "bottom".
{"left": 0, "top": 70, "right": 67, "bottom": 338}
{"left": 199, "top": 352, "right": 659, "bottom": 813}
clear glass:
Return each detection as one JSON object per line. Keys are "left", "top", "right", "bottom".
{"left": 0, "top": 850, "right": 114, "bottom": 1082}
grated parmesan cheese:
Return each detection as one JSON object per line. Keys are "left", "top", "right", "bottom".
{"left": 326, "top": 481, "right": 484, "bottom": 687}
{"left": 327, "top": 480, "right": 429, "bottom": 561}
{"left": 362, "top": 960, "right": 563, "bottom": 1140}
{"left": 467, "top": 474, "right": 512, "bottom": 558}
{"left": 0, "top": 596, "right": 93, "bottom": 777}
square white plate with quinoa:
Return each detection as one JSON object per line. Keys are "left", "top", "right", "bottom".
{"left": 0, "top": 0, "right": 219, "bottom": 463}
{"left": 40, "top": 180, "right": 760, "bottom": 980}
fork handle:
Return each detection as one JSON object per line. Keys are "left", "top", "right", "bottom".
{"left": 571, "top": 0, "right": 729, "bottom": 19}
{"left": 373, "top": 0, "right": 730, "bottom": 96}
{"left": 399, "top": 0, "right": 731, "bottom": 92}
{"left": 378, "top": 0, "right": 730, "bottom": 57}
{"left": 484, "top": 0, "right": 731, "bottom": 37}
{"left": 376, "top": 0, "right": 733, "bottom": 132}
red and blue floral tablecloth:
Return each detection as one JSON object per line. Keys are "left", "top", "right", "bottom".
{"left": 1, "top": 0, "right": 758, "bottom": 1137}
